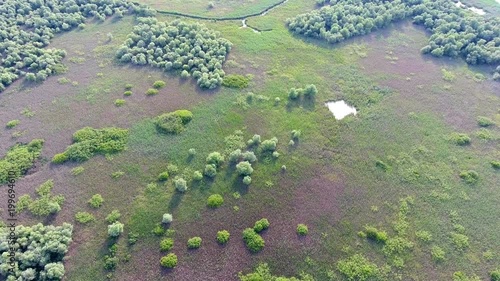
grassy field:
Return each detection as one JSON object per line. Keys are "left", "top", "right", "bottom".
{"left": 1, "top": 0, "right": 499, "bottom": 280}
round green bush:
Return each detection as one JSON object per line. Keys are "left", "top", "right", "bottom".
{"left": 107, "top": 222, "right": 124, "bottom": 237}
{"left": 193, "top": 170, "right": 203, "bottom": 181}
{"left": 490, "top": 269, "right": 500, "bottom": 281}
{"left": 206, "top": 152, "right": 224, "bottom": 167}
{"left": 154, "top": 113, "right": 184, "bottom": 134}
{"left": 158, "top": 171, "right": 169, "bottom": 181}
{"left": 75, "top": 212, "right": 95, "bottom": 224}
{"left": 242, "top": 228, "right": 265, "bottom": 253}
{"left": 160, "top": 253, "right": 178, "bottom": 268}
{"left": 153, "top": 80, "right": 166, "bottom": 89}
{"left": 236, "top": 161, "right": 253, "bottom": 176}
{"left": 242, "top": 151, "right": 257, "bottom": 163}
{"left": 160, "top": 238, "right": 174, "bottom": 251}
{"left": 243, "top": 176, "right": 252, "bottom": 185}
{"left": 105, "top": 210, "right": 121, "bottom": 223}
{"left": 123, "top": 91, "right": 132, "bottom": 96}
{"left": 173, "top": 110, "right": 193, "bottom": 124}
{"left": 216, "top": 230, "right": 230, "bottom": 244}
{"left": 187, "top": 237, "right": 202, "bottom": 249}
{"left": 124, "top": 84, "right": 133, "bottom": 90}
{"left": 207, "top": 194, "right": 224, "bottom": 208}
{"left": 297, "top": 224, "right": 308, "bottom": 236}
{"left": 229, "top": 149, "right": 242, "bottom": 163}
{"left": 88, "top": 194, "right": 104, "bottom": 208}
{"left": 477, "top": 116, "right": 495, "bottom": 127}
{"left": 162, "top": 213, "right": 173, "bottom": 224}
{"left": 174, "top": 178, "right": 187, "bottom": 192}
{"left": 52, "top": 153, "right": 68, "bottom": 164}
{"left": 204, "top": 164, "right": 217, "bottom": 178}
{"left": 188, "top": 148, "right": 196, "bottom": 156}
{"left": 146, "top": 88, "right": 159, "bottom": 95}
{"left": 450, "top": 133, "right": 471, "bottom": 146}
{"left": 253, "top": 218, "right": 270, "bottom": 233}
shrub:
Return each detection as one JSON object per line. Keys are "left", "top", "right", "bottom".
{"left": 111, "top": 171, "right": 124, "bottom": 178}
{"left": 154, "top": 113, "right": 184, "bottom": 134}
{"left": 114, "top": 99, "right": 125, "bottom": 106}
{"left": 187, "top": 237, "right": 202, "bottom": 249}
{"left": 158, "top": 171, "right": 169, "bottom": 181}
{"left": 242, "top": 228, "right": 265, "bottom": 253}
{"left": 254, "top": 218, "right": 270, "bottom": 233}
{"left": 491, "top": 269, "right": 500, "bottom": 281}
{"left": 124, "top": 84, "right": 133, "bottom": 90}
{"left": 146, "top": 88, "right": 159, "bottom": 95}
{"left": 172, "top": 110, "right": 193, "bottom": 124}
{"left": 222, "top": 74, "right": 250, "bottom": 88}
{"left": 181, "top": 70, "right": 190, "bottom": 78}
{"left": 303, "top": 84, "right": 317, "bottom": 98}
{"left": 160, "top": 238, "right": 174, "bottom": 251}
{"left": 152, "top": 223, "right": 165, "bottom": 236}
{"left": 124, "top": 91, "right": 132, "bottom": 96}
{"left": 291, "top": 129, "right": 301, "bottom": 139}
{"left": 153, "top": 80, "right": 166, "bottom": 89}
{"left": 491, "top": 161, "right": 500, "bottom": 169}
{"left": 337, "top": 254, "right": 380, "bottom": 281}
{"left": 206, "top": 152, "right": 224, "bottom": 167}
{"left": 128, "top": 232, "right": 139, "bottom": 245}
{"left": 71, "top": 166, "right": 84, "bottom": 176}
{"left": 208, "top": 1, "right": 215, "bottom": 9}
{"left": 162, "top": 213, "right": 173, "bottom": 224}
{"left": 188, "top": 148, "right": 196, "bottom": 156}
{"left": 288, "top": 88, "right": 300, "bottom": 100}
{"left": 281, "top": 165, "right": 287, "bottom": 171}
{"left": 22, "top": 180, "right": 64, "bottom": 217}
{"left": 261, "top": 137, "right": 278, "bottom": 152}
{"left": 382, "top": 237, "right": 414, "bottom": 256}
{"left": 450, "top": 232, "right": 469, "bottom": 250}
{"left": 431, "top": 246, "right": 445, "bottom": 262}
{"left": 52, "top": 153, "right": 69, "bottom": 164}
{"left": 247, "top": 134, "right": 261, "bottom": 146}
{"left": 272, "top": 151, "right": 280, "bottom": 158}
{"left": 217, "top": 230, "right": 230, "bottom": 244}
{"left": 288, "top": 140, "right": 295, "bottom": 146}
{"left": 364, "top": 226, "right": 388, "bottom": 243}
{"left": 160, "top": 253, "right": 178, "bottom": 268}
{"left": 207, "top": 194, "right": 224, "bottom": 208}
{"left": 204, "top": 164, "right": 217, "bottom": 178}
{"left": 104, "top": 255, "right": 118, "bottom": 270}
{"left": 243, "top": 176, "right": 252, "bottom": 185}
{"left": 450, "top": 133, "right": 471, "bottom": 146}
{"left": 274, "top": 97, "right": 281, "bottom": 104}
{"left": 242, "top": 151, "right": 257, "bottom": 163}
{"left": 167, "top": 164, "right": 179, "bottom": 175}
{"left": 236, "top": 161, "right": 254, "bottom": 176}
{"left": 477, "top": 116, "right": 495, "bottom": 127}
{"left": 459, "top": 170, "right": 479, "bottom": 184}
{"left": 297, "top": 224, "right": 308, "bottom": 236}
{"left": 88, "top": 194, "right": 104, "bottom": 208}
{"left": 229, "top": 149, "right": 242, "bottom": 163}
{"left": 106, "top": 210, "right": 121, "bottom": 223}
{"left": 193, "top": 170, "right": 203, "bottom": 181}
{"left": 416, "top": 230, "right": 432, "bottom": 242}
{"left": 174, "top": 178, "right": 188, "bottom": 192}
{"left": 0, "top": 139, "right": 45, "bottom": 183}
{"left": 108, "top": 222, "right": 124, "bottom": 237}
{"left": 6, "top": 119, "right": 20, "bottom": 128}
{"left": 75, "top": 212, "right": 95, "bottom": 224}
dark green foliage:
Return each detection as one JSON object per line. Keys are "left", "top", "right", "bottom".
{"left": 0, "top": 223, "right": 73, "bottom": 280}
{"left": 0, "top": 0, "right": 132, "bottom": 92}
{"left": 160, "top": 253, "right": 178, "bottom": 268}
{"left": 491, "top": 269, "right": 500, "bottom": 281}
{"left": 459, "top": 170, "right": 479, "bottom": 184}
{"left": 207, "top": 194, "right": 224, "bottom": 208}
{"left": 187, "top": 237, "right": 202, "bottom": 249}
{"left": 75, "top": 212, "right": 95, "bottom": 224}
{"left": 477, "top": 116, "right": 495, "bottom": 127}
{"left": 153, "top": 80, "right": 166, "bottom": 89}
{"left": 450, "top": 133, "right": 471, "bottom": 146}
{"left": 0, "top": 139, "right": 44, "bottom": 183}
{"left": 253, "top": 218, "right": 270, "bottom": 233}
{"left": 154, "top": 110, "right": 193, "bottom": 134}
{"left": 116, "top": 18, "right": 232, "bottom": 89}
{"left": 124, "top": 84, "right": 133, "bottom": 90}
{"left": 288, "top": 88, "right": 301, "bottom": 100}
{"left": 375, "top": 160, "right": 390, "bottom": 171}
{"left": 204, "top": 164, "right": 217, "bottom": 178}
{"left": 104, "top": 255, "right": 118, "bottom": 271}
{"left": 303, "top": 84, "right": 317, "bottom": 98}
{"left": 21, "top": 180, "right": 65, "bottom": 217}
{"left": 297, "top": 224, "right": 308, "bottom": 236}
{"left": 242, "top": 228, "right": 265, "bottom": 253}
{"left": 286, "top": 0, "right": 500, "bottom": 70}
{"left": 337, "top": 254, "right": 380, "bottom": 281}
{"left": 222, "top": 74, "right": 251, "bottom": 88}
{"left": 160, "top": 238, "right": 174, "bottom": 251}
{"left": 491, "top": 161, "right": 500, "bottom": 169}
{"left": 217, "top": 230, "right": 230, "bottom": 244}
{"left": 364, "top": 226, "right": 388, "bottom": 243}
{"left": 54, "top": 127, "right": 128, "bottom": 163}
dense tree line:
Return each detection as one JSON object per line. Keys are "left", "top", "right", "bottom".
{"left": 0, "top": 0, "right": 134, "bottom": 91}
{"left": 116, "top": 17, "right": 232, "bottom": 89}
{"left": 286, "top": 0, "right": 500, "bottom": 73}
{"left": 0, "top": 223, "right": 73, "bottom": 280}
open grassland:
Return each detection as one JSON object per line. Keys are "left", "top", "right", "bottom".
{"left": 1, "top": 0, "right": 499, "bottom": 280}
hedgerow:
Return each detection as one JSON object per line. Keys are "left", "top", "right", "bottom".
{"left": 0, "top": 0, "right": 133, "bottom": 92}
{"left": 286, "top": 0, "right": 500, "bottom": 73}
{"left": 0, "top": 139, "right": 44, "bottom": 183}
{"left": 0, "top": 223, "right": 73, "bottom": 280}
{"left": 116, "top": 18, "right": 232, "bottom": 89}
{"left": 52, "top": 127, "right": 128, "bottom": 163}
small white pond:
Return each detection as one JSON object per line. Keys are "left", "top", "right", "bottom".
{"left": 455, "top": 1, "right": 486, "bottom": 15}
{"left": 325, "top": 100, "right": 357, "bottom": 120}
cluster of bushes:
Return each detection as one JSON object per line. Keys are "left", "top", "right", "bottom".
{"left": 286, "top": 0, "right": 500, "bottom": 72}
{"left": 154, "top": 110, "right": 193, "bottom": 134}
{"left": 238, "top": 263, "right": 314, "bottom": 281}
{"left": 0, "top": 139, "right": 44, "bottom": 183}
{"left": 160, "top": 253, "right": 178, "bottom": 268}
{"left": 0, "top": 0, "right": 134, "bottom": 91}
{"left": 337, "top": 254, "right": 380, "bottom": 281}
{"left": 222, "top": 74, "right": 251, "bottom": 88}
{"left": 52, "top": 127, "right": 129, "bottom": 163}
{"left": 359, "top": 226, "right": 388, "bottom": 243}
{"left": 17, "top": 180, "right": 64, "bottom": 217}
{"left": 116, "top": 18, "right": 232, "bottom": 89}
{"left": 287, "top": 84, "right": 317, "bottom": 100}
{"left": 242, "top": 228, "right": 265, "bottom": 253}
{"left": 0, "top": 223, "right": 73, "bottom": 280}
{"left": 459, "top": 170, "right": 479, "bottom": 184}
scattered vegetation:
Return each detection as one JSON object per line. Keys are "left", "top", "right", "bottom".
{"left": 18, "top": 180, "right": 65, "bottom": 217}
{"left": 477, "top": 116, "right": 495, "bottom": 127}
{"left": 75, "top": 212, "right": 95, "bottom": 224}
{"left": 6, "top": 119, "right": 20, "bottom": 129}
{"left": 459, "top": 170, "right": 479, "bottom": 184}
{"left": 114, "top": 99, "right": 126, "bottom": 107}
{"left": 337, "top": 254, "right": 380, "bottom": 281}
{"left": 450, "top": 133, "right": 471, "bottom": 146}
